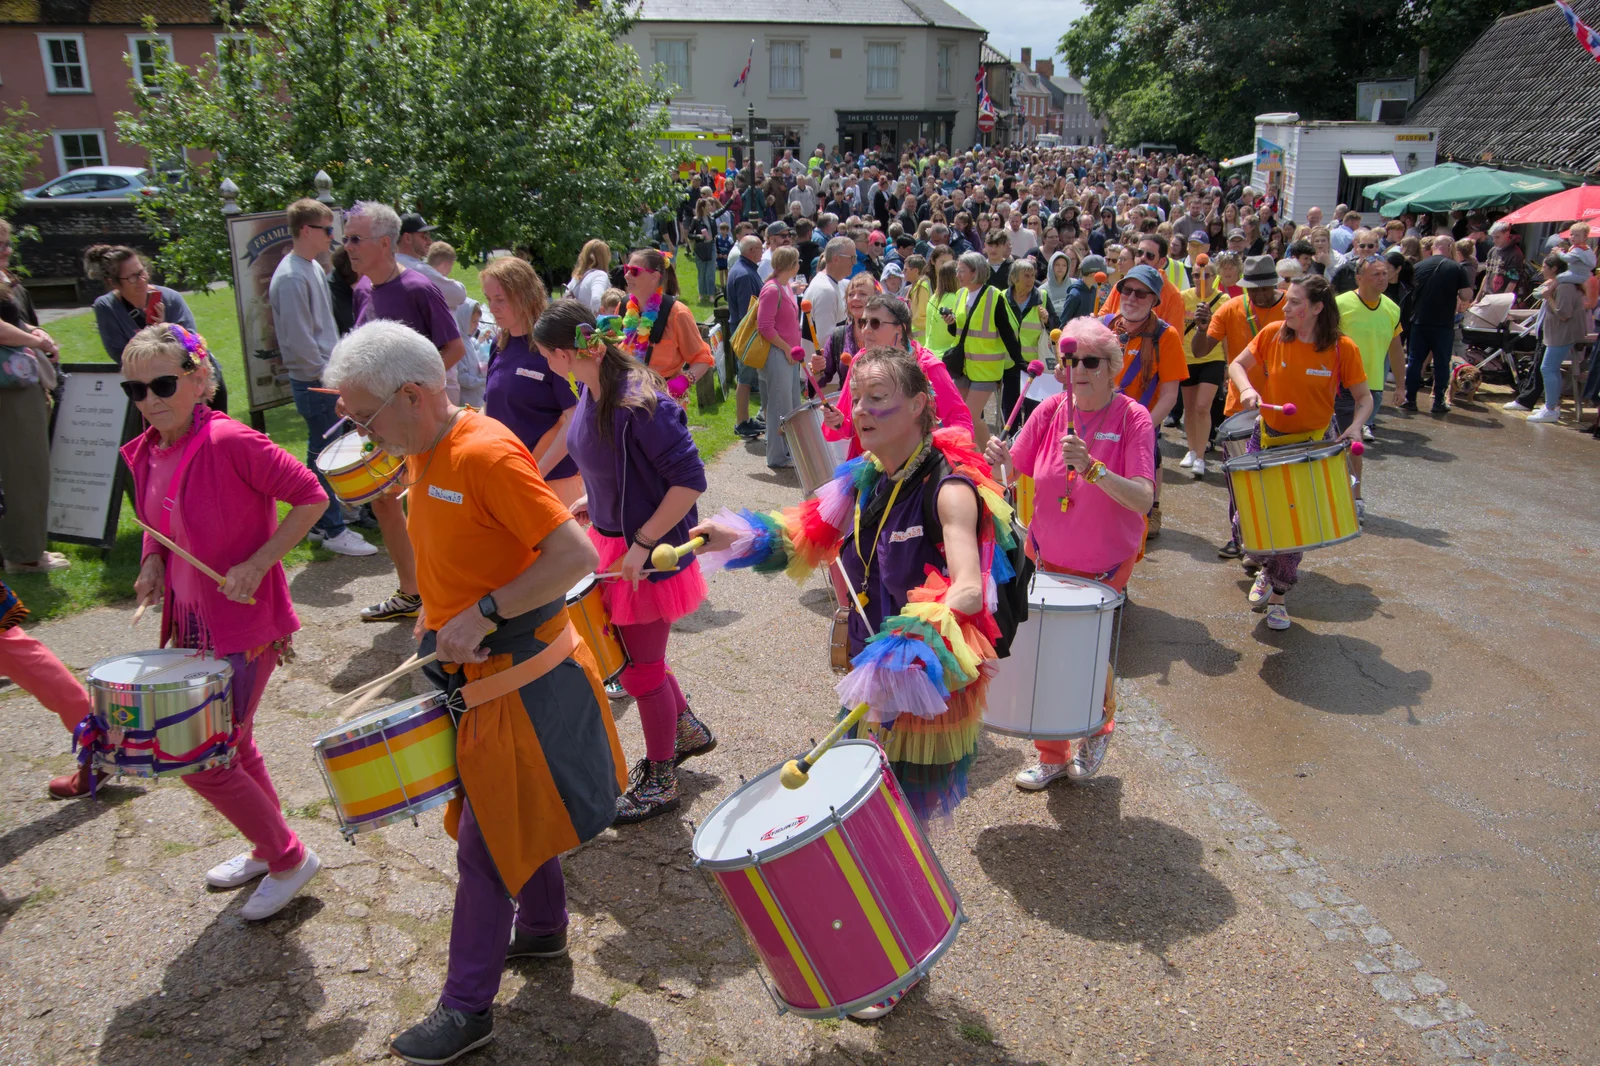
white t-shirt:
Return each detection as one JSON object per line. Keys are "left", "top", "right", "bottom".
{"left": 803, "top": 271, "right": 845, "bottom": 342}
{"left": 572, "top": 268, "right": 611, "bottom": 313}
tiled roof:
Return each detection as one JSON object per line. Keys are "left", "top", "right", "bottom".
{"left": 1408, "top": 0, "right": 1600, "bottom": 176}
{"left": 0, "top": 0, "right": 219, "bottom": 23}
{"left": 633, "top": 0, "right": 985, "bottom": 32}
{"left": 980, "top": 41, "right": 1009, "bottom": 65}
{"left": 1050, "top": 74, "right": 1087, "bottom": 95}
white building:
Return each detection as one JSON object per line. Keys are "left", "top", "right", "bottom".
{"left": 1250, "top": 113, "right": 1438, "bottom": 225}
{"left": 624, "top": 0, "right": 989, "bottom": 162}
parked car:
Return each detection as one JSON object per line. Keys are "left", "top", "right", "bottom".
{"left": 23, "top": 166, "right": 154, "bottom": 200}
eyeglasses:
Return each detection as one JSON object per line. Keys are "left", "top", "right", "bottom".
{"left": 1119, "top": 286, "right": 1155, "bottom": 300}
{"left": 119, "top": 269, "right": 151, "bottom": 283}
{"left": 623, "top": 264, "right": 655, "bottom": 277}
{"left": 856, "top": 316, "right": 894, "bottom": 331}
{"left": 1135, "top": 249, "right": 1159, "bottom": 261}
{"left": 347, "top": 387, "right": 400, "bottom": 435}
{"left": 321, "top": 225, "right": 336, "bottom": 236}
{"left": 121, "top": 372, "right": 188, "bottom": 402}
{"left": 342, "top": 233, "right": 367, "bottom": 246}
{"left": 1065, "top": 356, "right": 1105, "bottom": 369}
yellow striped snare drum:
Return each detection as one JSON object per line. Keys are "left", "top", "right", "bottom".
{"left": 1226, "top": 439, "right": 1360, "bottom": 556}
{"left": 312, "top": 693, "right": 459, "bottom": 838}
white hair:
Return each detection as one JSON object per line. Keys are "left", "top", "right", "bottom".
{"left": 348, "top": 201, "right": 401, "bottom": 243}
{"left": 959, "top": 250, "right": 991, "bottom": 285}
{"left": 325, "top": 320, "right": 446, "bottom": 396}
{"left": 1489, "top": 221, "right": 1510, "bottom": 236}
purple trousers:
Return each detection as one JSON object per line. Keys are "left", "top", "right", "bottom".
{"left": 1229, "top": 422, "right": 1319, "bottom": 595}
{"left": 440, "top": 798, "right": 568, "bottom": 1014}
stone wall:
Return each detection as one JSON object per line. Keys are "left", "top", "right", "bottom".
{"left": 11, "top": 199, "right": 164, "bottom": 303}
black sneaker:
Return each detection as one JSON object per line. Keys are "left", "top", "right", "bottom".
{"left": 1431, "top": 400, "right": 1450, "bottom": 415}
{"left": 506, "top": 925, "right": 568, "bottom": 960}
{"left": 674, "top": 707, "right": 717, "bottom": 765}
{"left": 734, "top": 419, "right": 764, "bottom": 440}
{"left": 614, "top": 759, "right": 680, "bottom": 824}
{"left": 390, "top": 1004, "right": 493, "bottom": 1065}
{"left": 360, "top": 590, "right": 422, "bottom": 622}
{"left": 1217, "top": 539, "right": 1242, "bottom": 560}
{"left": 1398, "top": 399, "right": 1419, "bottom": 412}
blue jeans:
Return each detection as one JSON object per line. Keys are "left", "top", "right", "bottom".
{"left": 695, "top": 259, "right": 716, "bottom": 299}
{"left": 291, "top": 377, "right": 346, "bottom": 537}
{"left": 1541, "top": 344, "right": 1574, "bottom": 410}
{"left": 1405, "top": 323, "right": 1454, "bottom": 404}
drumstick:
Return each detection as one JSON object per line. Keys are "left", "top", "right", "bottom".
{"left": 325, "top": 651, "right": 439, "bottom": 714}
{"left": 831, "top": 555, "right": 873, "bottom": 629}
{"left": 780, "top": 702, "right": 871, "bottom": 789}
{"left": 596, "top": 568, "right": 670, "bottom": 580}
{"left": 1348, "top": 440, "right": 1365, "bottom": 456}
{"left": 649, "top": 536, "right": 705, "bottom": 573}
{"left": 789, "top": 346, "right": 829, "bottom": 402}
{"left": 1258, "top": 402, "right": 1297, "bottom": 415}
{"left": 321, "top": 415, "right": 351, "bottom": 439}
{"left": 1002, "top": 360, "right": 1047, "bottom": 437}
{"left": 132, "top": 518, "right": 256, "bottom": 605}
{"left": 1196, "top": 253, "right": 1210, "bottom": 302}
{"left": 130, "top": 600, "right": 150, "bottom": 628}
{"left": 1090, "top": 271, "right": 1108, "bottom": 315}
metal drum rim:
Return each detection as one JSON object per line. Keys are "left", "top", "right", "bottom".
{"left": 84, "top": 650, "right": 233, "bottom": 694}
{"left": 1240, "top": 527, "right": 1361, "bottom": 557}
{"left": 981, "top": 720, "right": 1106, "bottom": 741}
{"left": 566, "top": 572, "right": 600, "bottom": 601}
{"left": 1027, "top": 573, "right": 1125, "bottom": 614}
{"left": 1223, "top": 440, "right": 1348, "bottom": 472}
{"left": 777, "top": 398, "right": 833, "bottom": 431}
{"left": 311, "top": 691, "right": 450, "bottom": 749}
{"left": 336, "top": 785, "right": 460, "bottom": 838}
{"left": 691, "top": 739, "right": 884, "bottom": 871}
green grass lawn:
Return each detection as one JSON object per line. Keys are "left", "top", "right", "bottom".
{"left": 14, "top": 257, "right": 738, "bottom": 624}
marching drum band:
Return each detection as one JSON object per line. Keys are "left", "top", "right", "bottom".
{"left": 12, "top": 227, "right": 1372, "bottom": 1061}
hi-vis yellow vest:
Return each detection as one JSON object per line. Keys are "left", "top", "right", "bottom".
{"left": 959, "top": 285, "right": 1010, "bottom": 363}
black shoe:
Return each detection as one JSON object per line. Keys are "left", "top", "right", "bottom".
{"left": 1218, "top": 539, "right": 1242, "bottom": 560}
{"left": 674, "top": 707, "right": 717, "bottom": 766}
{"left": 734, "top": 419, "right": 764, "bottom": 440}
{"left": 506, "top": 925, "right": 568, "bottom": 960}
{"left": 613, "top": 759, "right": 680, "bottom": 825}
{"left": 1398, "top": 399, "right": 1419, "bottom": 412}
{"left": 390, "top": 1004, "right": 493, "bottom": 1065}
{"left": 1431, "top": 401, "right": 1450, "bottom": 415}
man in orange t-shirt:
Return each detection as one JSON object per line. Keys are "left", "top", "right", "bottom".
{"left": 1196, "top": 254, "right": 1285, "bottom": 419}
{"left": 1104, "top": 263, "right": 1185, "bottom": 536}
{"left": 326, "top": 320, "right": 628, "bottom": 1063}
{"left": 1099, "top": 233, "right": 1187, "bottom": 333}
{"left": 1226, "top": 277, "right": 1371, "bottom": 633}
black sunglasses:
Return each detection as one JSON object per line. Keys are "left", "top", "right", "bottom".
{"left": 121, "top": 375, "right": 184, "bottom": 401}
{"left": 1066, "top": 356, "right": 1105, "bottom": 369}
{"left": 856, "top": 316, "right": 895, "bottom": 331}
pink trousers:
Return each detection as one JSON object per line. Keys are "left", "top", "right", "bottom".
{"left": 0, "top": 625, "right": 92, "bottom": 732}
{"left": 615, "top": 619, "right": 689, "bottom": 763}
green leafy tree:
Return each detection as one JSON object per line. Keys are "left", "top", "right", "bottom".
{"left": 118, "top": 0, "right": 677, "bottom": 289}
{"left": 0, "top": 104, "right": 46, "bottom": 218}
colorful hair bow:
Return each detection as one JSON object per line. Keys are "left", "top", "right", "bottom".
{"left": 576, "top": 316, "right": 626, "bottom": 352}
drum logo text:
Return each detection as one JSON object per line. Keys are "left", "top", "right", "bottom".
{"left": 760, "top": 815, "right": 809, "bottom": 840}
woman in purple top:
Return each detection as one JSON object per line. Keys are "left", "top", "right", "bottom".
{"left": 532, "top": 300, "right": 715, "bottom": 825}
{"left": 480, "top": 257, "right": 583, "bottom": 506}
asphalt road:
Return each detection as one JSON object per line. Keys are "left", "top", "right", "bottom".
{"left": 1125, "top": 391, "right": 1600, "bottom": 1064}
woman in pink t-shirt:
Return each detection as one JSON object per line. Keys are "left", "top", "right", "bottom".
{"left": 984, "top": 316, "right": 1155, "bottom": 791}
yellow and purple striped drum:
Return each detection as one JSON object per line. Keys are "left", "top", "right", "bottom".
{"left": 312, "top": 693, "right": 459, "bottom": 838}
{"left": 315, "top": 430, "right": 404, "bottom": 505}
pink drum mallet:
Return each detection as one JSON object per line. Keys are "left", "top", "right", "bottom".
{"left": 1259, "top": 401, "right": 1297, "bottom": 415}
{"left": 1349, "top": 440, "right": 1365, "bottom": 456}
{"left": 790, "top": 346, "right": 830, "bottom": 403}
{"left": 1002, "top": 359, "right": 1048, "bottom": 436}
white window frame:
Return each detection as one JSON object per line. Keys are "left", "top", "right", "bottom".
{"left": 865, "top": 40, "right": 901, "bottom": 97}
{"left": 651, "top": 37, "right": 692, "bottom": 96}
{"left": 38, "top": 34, "right": 92, "bottom": 94}
{"left": 768, "top": 39, "right": 803, "bottom": 95}
{"left": 127, "top": 33, "right": 175, "bottom": 91}
{"left": 53, "top": 128, "right": 107, "bottom": 174}
{"left": 937, "top": 42, "right": 955, "bottom": 97}
{"left": 213, "top": 32, "right": 263, "bottom": 88}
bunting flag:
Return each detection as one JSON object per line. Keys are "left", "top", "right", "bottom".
{"left": 1556, "top": 0, "right": 1600, "bottom": 63}
{"left": 734, "top": 39, "right": 754, "bottom": 88}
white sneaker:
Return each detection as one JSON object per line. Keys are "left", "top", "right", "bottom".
{"left": 1248, "top": 571, "right": 1272, "bottom": 608}
{"left": 206, "top": 851, "right": 270, "bottom": 889}
{"left": 1015, "top": 761, "right": 1069, "bottom": 791}
{"left": 1191, "top": 457, "right": 1207, "bottom": 478}
{"left": 319, "top": 529, "right": 379, "bottom": 556}
{"left": 1361, "top": 425, "right": 1376, "bottom": 442}
{"left": 240, "top": 849, "right": 321, "bottom": 920}
{"left": 1526, "top": 406, "right": 1560, "bottom": 424}
{"left": 1178, "top": 450, "right": 1195, "bottom": 469}
{"left": 1265, "top": 603, "right": 1291, "bottom": 631}
{"left": 1502, "top": 399, "right": 1530, "bottom": 412}
{"left": 1355, "top": 498, "right": 1366, "bottom": 524}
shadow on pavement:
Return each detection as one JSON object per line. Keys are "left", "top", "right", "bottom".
{"left": 799, "top": 586, "right": 834, "bottom": 619}
{"left": 1231, "top": 571, "right": 1385, "bottom": 624}
{"left": 672, "top": 603, "right": 746, "bottom": 634}
{"left": 98, "top": 896, "right": 359, "bottom": 1065}
{"left": 0, "top": 789, "right": 140, "bottom": 934}
{"left": 1364, "top": 422, "right": 1463, "bottom": 463}
{"left": 1116, "top": 601, "right": 1242, "bottom": 684}
{"left": 287, "top": 551, "right": 396, "bottom": 608}
{"left": 1146, "top": 526, "right": 1230, "bottom": 566}
{"left": 973, "top": 777, "right": 1235, "bottom": 969}
{"left": 966, "top": 731, "right": 1029, "bottom": 793}
{"left": 1258, "top": 631, "right": 1432, "bottom": 716}
{"left": 324, "top": 625, "right": 419, "bottom": 696}
{"left": 496, "top": 956, "right": 661, "bottom": 1065}
{"left": 1360, "top": 513, "right": 1452, "bottom": 548}
{"left": 793, "top": 999, "right": 1053, "bottom": 1065}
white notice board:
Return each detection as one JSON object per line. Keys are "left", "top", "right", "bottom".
{"left": 46, "top": 364, "right": 141, "bottom": 548}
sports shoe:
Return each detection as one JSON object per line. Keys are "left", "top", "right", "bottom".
{"left": 1361, "top": 425, "right": 1376, "bottom": 442}
{"left": 1527, "top": 406, "right": 1560, "bottom": 423}
{"left": 320, "top": 528, "right": 379, "bottom": 557}
{"left": 1218, "top": 539, "right": 1242, "bottom": 560}
{"left": 5, "top": 552, "right": 71, "bottom": 574}
{"left": 239, "top": 849, "right": 321, "bottom": 920}
{"left": 1431, "top": 400, "right": 1450, "bottom": 415}
{"left": 1067, "top": 730, "right": 1112, "bottom": 780}
{"left": 1502, "top": 399, "right": 1531, "bottom": 412}
{"left": 506, "top": 924, "right": 568, "bottom": 960}
{"left": 47, "top": 765, "right": 104, "bottom": 799}
{"left": 1163, "top": 414, "right": 1181, "bottom": 428}
{"left": 1248, "top": 571, "right": 1272, "bottom": 607}
{"left": 1145, "top": 502, "right": 1162, "bottom": 538}
{"left": 391, "top": 1004, "right": 494, "bottom": 1065}
{"left": 308, "top": 529, "right": 326, "bottom": 545}
{"left": 206, "top": 852, "right": 270, "bottom": 889}
{"left": 1191, "top": 457, "right": 1207, "bottom": 479}
{"left": 673, "top": 707, "right": 717, "bottom": 765}
{"left": 1265, "top": 603, "right": 1291, "bottom": 631}
{"left": 1015, "top": 760, "right": 1069, "bottom": 791}
{"left": 1355, "top": 498, "right": 1366, "bottom": 524}
{"left": 361, "top": 590, "right": 422, "bottom": 622}
{"left": 604, "top": 679, "right": 626, "bottom": 700}
{"left": 614, "top": 759, "right": 680, "bottom": 824}
{"left": 1178, "top": 450, "right": 1195, "bottom": 469}
{"left": 734, "top": 419, "right": 764, "bottom": 440}
{"left": 1399, "top": 399, "right": 1419, "bottom": 412}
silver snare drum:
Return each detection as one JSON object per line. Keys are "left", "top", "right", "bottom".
{"left": 1216, "top": 409, "right": 1259, "bottom": 460}
{"left": 779, "top": 399, "right": 849, "bottom": 496}
{"left": 86, "top": 650, "right": 235, "bottom": 777}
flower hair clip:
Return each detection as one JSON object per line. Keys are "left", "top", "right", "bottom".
{"left": 168, "top": 324, "right": 211, "bottom": 368}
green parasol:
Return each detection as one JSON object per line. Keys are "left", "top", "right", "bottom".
{"left": 1378, "top": 167, "right": 1568, "bottom": 218}
{"left": 1363, "top": 162, "right": 1470, "bottom": 206}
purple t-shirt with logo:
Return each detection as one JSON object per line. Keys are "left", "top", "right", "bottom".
{"left": 482, "top": 333, "right": 579, "bottom": 480}
{"left": 352, "top": 268, "right": 458, "bottom": 349}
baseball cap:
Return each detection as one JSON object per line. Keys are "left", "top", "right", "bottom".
{"left": 765, "top": 221, "right": 790, "bottom": 237}
{"left": 1275, "top": 258, "right": 1304, "bottom": 282}
{"left": 1187, "top": 231, "right": 1210, "bottom": 247}
{"left": 1079, "top": 254, "right": 1108, "bottom": 275}
{"left": 1240, "top": 255, "right": 1278, "bottom": 288}
{"left": 1227, "top": 228, "right": 1247, "bottom": 241}
{"left": 399, "top": 212, "right": 436, "bottom": 235}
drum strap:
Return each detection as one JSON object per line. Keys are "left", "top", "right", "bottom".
{"left": 150, "top": 414, "right": 214, "bottom": 542}
{"left": 455, "top": 623, "right": 579, "bottom": 710}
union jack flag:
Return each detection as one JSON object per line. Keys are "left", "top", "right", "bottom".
{"left": 1556, "top": 0, "right": 1600, "bottom": 63}
{"left": 734, "top": 40, "right": 754, "bottom": 88}
{"left": 974, "top": 67, "right": 995, "bottom": 117}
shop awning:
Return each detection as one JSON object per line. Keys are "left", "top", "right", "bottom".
{"left": 1341, "top": 155, "right": 1402, "bottom": 178}
{"left": 1221, "top": 153, "right": 1254, "bottom": 169}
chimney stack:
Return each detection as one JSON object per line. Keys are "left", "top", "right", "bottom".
{"left": 1036, "top": 57, "right": 1054, "bottom": 77}
{"left": 1020, "top": 47, "right": 1032, "bottom": 68}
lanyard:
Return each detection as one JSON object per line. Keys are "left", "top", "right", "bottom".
{"left": 852, "top": 439, "right": 926, "bottom": 607}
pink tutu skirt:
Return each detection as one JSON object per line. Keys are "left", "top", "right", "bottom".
{"left": 588, "top": 527, "right": 707, "bottom": 626}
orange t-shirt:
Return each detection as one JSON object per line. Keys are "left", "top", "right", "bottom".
{"left": 1100, "top": 280, "right": 1187, "bottom": 334}
{"left": 1112, "top": 316, "right": 1188, "bottom": 406}
{"left": 648, "top": 298, "right": 714, "bottom": 379}
{"left": 406, "top": 411, "right": 572, "bottom": 627}
{"left": 1243, "top": 322, "right": 1367, "bottom": 436}
{"left": 1209, "top": 293, "right": 1286, "bottom": 416}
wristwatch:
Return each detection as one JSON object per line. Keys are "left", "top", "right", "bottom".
{"left": 1084, "top": 460, "right": 1109, "bottom": 484}
{"left": 477, "top": 594, "right": 507, "bottom": 628}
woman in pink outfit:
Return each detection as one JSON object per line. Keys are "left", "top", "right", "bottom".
{"left": 114, "top": 324, "right": 327, "bottom": 920}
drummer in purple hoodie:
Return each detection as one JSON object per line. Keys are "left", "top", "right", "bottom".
{"left": 104, "top": 324, "right": 327, "bottom": 919}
